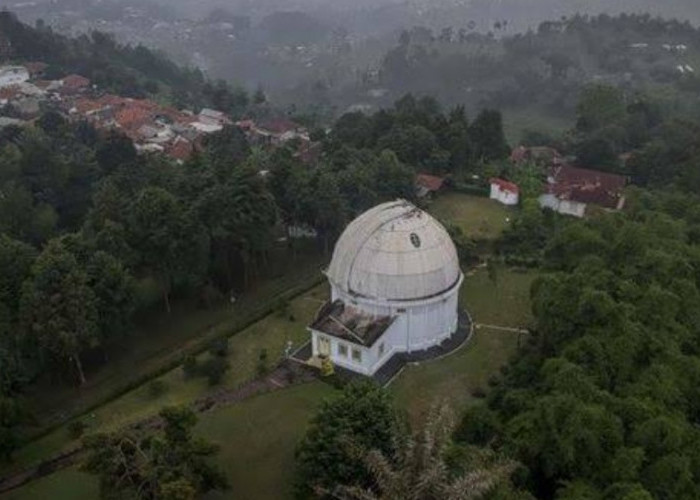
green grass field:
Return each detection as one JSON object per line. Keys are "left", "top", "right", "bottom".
{"left": 6, "top": 284, "right": 328, "bottom": 473}
{"left": 429, "top": 193, "right": 513, "bottom": 241}
{"left": 392, "top": 267, "right": 536, "bottom": 421}
{"left": 502, "top": 106, "right": 573, "bottom": 146}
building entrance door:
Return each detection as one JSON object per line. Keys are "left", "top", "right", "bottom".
{"left": 317, "top": 336, "right": 331, "bottom": 357}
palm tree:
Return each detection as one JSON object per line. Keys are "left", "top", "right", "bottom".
{"left": 333, "top": 404, "right": 515, "bottom": 500}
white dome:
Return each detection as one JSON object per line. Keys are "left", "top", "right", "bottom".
{"left": 327, "top": 200, "right": 462, "bottom": 302}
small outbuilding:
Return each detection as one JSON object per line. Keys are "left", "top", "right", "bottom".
{"left": 490, "top": 178, "right": 519, "bottom": 206}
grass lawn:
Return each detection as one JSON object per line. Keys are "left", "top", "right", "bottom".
{"left": 392, "top": 267, "right": 536, "bottom": 421}
{"left": 4, "top": 469, "right": 98, "bottom": 500}
{"left": 428, "top": 193, "right": 513, "bottom": 241}
{"left": 502, "top": 105, "right": 573, "bottom": 146}
{"left": 200, "top": 382, "right": 336, "bottom": 500}
{"left": 6, "top": 284, "right": 328, "bottom": 473}
{"left": 4, "top": 383, "right": 335, "bottom": 500}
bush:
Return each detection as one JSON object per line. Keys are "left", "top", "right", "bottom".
{"left": 182, "top": 355, "right": 198, "bottom": 379}
{"left": 148, "top": 379, "right": 168, "bottom": 399}
{"left": 200, "top": 356, "right": 230, "bottom": 386}
{"left": 67, "top": 420, "right": 87, "bottom": 440}
{"left": 257, "top": 349, "right": 269, "bottom": 377}
{"left": 471, "top": 386, "right": 487, "bottom": 398}
{"left": 455, "top": 404, "right": 501, "bottom": 445}
{"left": 208, "top": 338, "right": 229, "bottom": 358}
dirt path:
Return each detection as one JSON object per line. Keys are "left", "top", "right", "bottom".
{"left": 0, "top": 362, "right": 318, "bottom": 495}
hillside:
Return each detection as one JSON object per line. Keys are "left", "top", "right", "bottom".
{"left": 0, "top": 11, "right": 249, "bottom": 115}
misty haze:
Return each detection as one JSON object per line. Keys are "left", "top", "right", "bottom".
{"left": 0, "top": 1, "right": 700, "bottom": 499}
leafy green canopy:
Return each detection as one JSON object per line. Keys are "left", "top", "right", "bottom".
{"left": 460, "top": 190, "right": 700, "bottom": 499}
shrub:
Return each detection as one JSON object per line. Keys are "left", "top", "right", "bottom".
{"left": 257, "top": 349, "right": 269, "bottom": 377}
{"left": 201, "top": 356, "right": 230, "bottom": 386}
{"left": 148, "top": 379, "right": 168, "bottom": 399}
{"left": 471, "top": 386, "right": 487, "bottom": 398}
{"left": 208, "top": 338, "right": 229, "bottom": 358}
{"left": 182, "top": 355, "right": 198, "bottom": 379}
{"left": 67, "top": 420, "right": 87, "bottom": 440}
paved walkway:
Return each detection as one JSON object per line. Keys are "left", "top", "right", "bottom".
{"left": 475, "top": 323, "right": 529, "bottom": 334}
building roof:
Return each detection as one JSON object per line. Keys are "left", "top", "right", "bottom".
{"left": 309, "top": 300, "right": 396, "bottom": 347}
{"left": 547, "top": 165, "right": 627, "bottom": 209}
{"left": 259, "top": 117, "right": 300, "bottom": 135}
{"left": 62, "top": 74, "right": 91, "bottom": 89}
{"left": 490, "top": 178, "right": 519, "bottom": 194}
{"left": 416, "top": 173, "right": 445, "bottom": 192}
{"left": 327, "top": 200, "right": 462, "bottom": 302}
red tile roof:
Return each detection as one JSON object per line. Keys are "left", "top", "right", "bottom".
{"left": 259, "top": 118, "right": 300, "bottom": 135}
{"left": 166, "top": 137, "right": 194, "bottom": 161}
{"left": 24, "top": 62, "right": 48, "bottom": 76}
{"left": 416, "top": 174, "right": 445, "bottom": 192}
{"left": 490, "top": 178, "right": 519, "bottom": 194}
{"left": 0, "top": 85, "right": 21, "bottom": 101}
{"left": 547, "top": 165, "right": 627, "bottom": 209}
{"left": 62, "top": 74, "right": 91, "bottom": 89}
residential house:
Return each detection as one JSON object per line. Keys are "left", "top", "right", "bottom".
{"left": 198, "top": 108, "right": 228, "bottom": 127}
{"left": 415, "top": 174, "right": 446, "bottom": 199}
{"left": 539, "top": 165, "right": 627, "bottom": 217}
{"left": 0, "top": 66, "right": 29, "bottom": 88}
{"left": 489, "top": 178, "right": 519, "bottom": 206}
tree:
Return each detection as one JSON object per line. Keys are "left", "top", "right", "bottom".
{"left": 95, "top": 131, "right": 137, "bottom": 174}
{"left": 128, "top": 187, "right": 208, "bottom": 313}
{"left": 469, "top": 110, "right": 509, "bottom": 162}
{"left": 0, "top": 234, "right": 36, "bottom": 317}
{"left": 86, "top": 251, "right": 135, "bottom": 347}
{"left": 295, "top": 381, "right": 400, "bottom": 498}
{"left": 83, "top": 406, "right": 227, "bottom": 499}
{"left": 576, "top": 84, "right": 626, "bottom": 133}
{"left": 20, "top": 240, "right": 98, "bottom": 385}
{"left": 335, "top": 404, "right": 516, "bottom": 500}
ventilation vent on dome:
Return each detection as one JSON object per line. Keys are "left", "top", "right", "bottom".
{"left": 410, "top": 233, "right": 421, "bottom": 248}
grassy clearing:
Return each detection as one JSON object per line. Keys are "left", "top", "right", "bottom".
{"left": 502, "top": 106, "right": 572, "bottom": 145}
{"left": 7, "top": 284, "right": 328, "bottom": 473}
{"left": 200, "top": 382, "right": 335, "bottom": 500}
{"left": 392, "top": 267, "right": 536, "bottom": 421}
{"left": 429, "top": 193, "right": 513, "bottom": 241}
{"left": 4, "top": 469, "right": 97, "bottom": 500}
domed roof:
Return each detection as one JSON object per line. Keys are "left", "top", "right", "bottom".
{"left": 327, "top": 200, "right": 462, "bottom": 302}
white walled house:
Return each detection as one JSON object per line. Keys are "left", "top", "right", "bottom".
{"left": 0, "top": 66, "right": 29, "bottom": 88}
{"left": 539, "top": 165, "right": 627, "bottom": 218}
{"left": 308, "top": 200, "right": 463, "bottom": 376}
{"left": 490, "top": 178, "right": 519, "bottom": 206}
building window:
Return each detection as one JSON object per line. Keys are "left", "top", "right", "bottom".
{"left": 378, "top": 343, "right": 385, "bottom": 357}
{"left": 410, "top": 233, "right": 421, "bottom": 248}
{"left": 338, "top": 344, "right": 348, "bottom": 358}
{"left": 352, "top": 348, "right": 362, "bottom": 363}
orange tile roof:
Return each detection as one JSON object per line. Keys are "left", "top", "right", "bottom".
{"left": 416, "top": 173, "right": 445, "bottom": 192}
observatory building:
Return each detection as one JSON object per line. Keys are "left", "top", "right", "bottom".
{"left": 307, "top": 200, "right": 464, "bottom": 376}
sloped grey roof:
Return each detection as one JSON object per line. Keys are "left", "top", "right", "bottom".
{"left": 327, "top": 200, "right": 461, "bottom": 302}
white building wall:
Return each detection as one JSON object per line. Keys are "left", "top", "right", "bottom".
{"left": 0, "top": 67, "right": 29, "bottom": 88}
{"left": 490, "top": 184, "right": 519, "bottom": 206}
{"left": 326, "top": 278, "right": 461, "bottom": 375}
{"left": 538, "top": 194, "right": 587, "bottom": 218}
